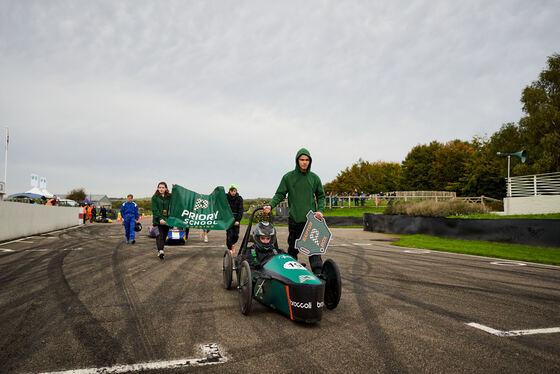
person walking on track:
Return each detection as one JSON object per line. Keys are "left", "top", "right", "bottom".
{"left": 263, "top": 148, "right": 325, "bottom": 275}
{"left": 151, "top": 182, "right": 171, "bottom": 260}
{"left": 120, "top": 194, "right": 139, "bottom": 244}
{"left": 226, "top": 184, "right": 243, "bottom": 254}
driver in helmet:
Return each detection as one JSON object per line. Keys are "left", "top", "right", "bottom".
{"left": 242, "top": 221, "right": 283, "bottom": 269}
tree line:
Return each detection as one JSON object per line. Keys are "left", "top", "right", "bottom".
{"left": 324, "top": 53, "right": 560, "bottom": 199}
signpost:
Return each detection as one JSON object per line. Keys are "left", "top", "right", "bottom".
{"left": 0, "top": 127, "right": 7, "bottom": 200}
{"left": 295, "top": 210, "right": 332, "bottom": 256}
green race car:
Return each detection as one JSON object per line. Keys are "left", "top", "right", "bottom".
{"left": 222, "top": 208, "right": 341, "bottom": 323}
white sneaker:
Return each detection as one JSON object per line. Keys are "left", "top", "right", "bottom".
{"left": 158, "top": 249, "right": 164, "bottom": 260}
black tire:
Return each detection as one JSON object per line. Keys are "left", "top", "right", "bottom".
{"left": 222, "top": 250, "right": 233, "bottom": 290}
{"left": 238, "top": 261, "right": 253, "bottom": 315}
{"left": 322, "top": 259, "right": 341, "bottom": 310}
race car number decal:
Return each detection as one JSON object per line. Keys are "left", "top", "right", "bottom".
{"left": 299, "top": 274, "right": 317, "bottom": 283}
{"left": 283, "top": 261, "right": 306, "bottom": 270}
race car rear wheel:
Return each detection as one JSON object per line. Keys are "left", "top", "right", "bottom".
{"left": 322, "top": 259, "right": 341, "bottom": 310}
{"left": 238, "top": 261, "right": 253, "bottom": 315}
{"left": 222, "top": 250, "right": 233, "bottom": 290}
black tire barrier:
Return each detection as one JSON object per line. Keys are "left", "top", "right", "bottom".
{"left": 363, "top": 213, "right": 560, "bottom": 248}
{"left": 272, "top": 216, "right": 363, "bottom": 227}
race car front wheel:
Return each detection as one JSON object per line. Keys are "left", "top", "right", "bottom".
{"left": 238, "top": 261, "right": 253, "bottom": 315}
{"left": 222, "top": 250, "right": 233, "bottom": 290}
{"left": 322, "top": 259, "right": 341, "bottom": 310}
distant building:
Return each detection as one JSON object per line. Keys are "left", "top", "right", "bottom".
{"left": 87, "top": 194, "right": 112, "bottom": 209}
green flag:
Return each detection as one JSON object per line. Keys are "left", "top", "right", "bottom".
{"left": 165, "top": 185, "right": 234, "bottom": 230}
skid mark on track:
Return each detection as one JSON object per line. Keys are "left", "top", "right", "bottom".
{"left": 348, "top": 243, "right": 410, "bottom": 373}
{"left": 48, "top": 250, "right": 124, "bottom": 366}
{"left": 112, "top": 242, "right": 161, "bottom": 360}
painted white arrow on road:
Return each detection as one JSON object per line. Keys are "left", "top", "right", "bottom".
{"left": 467, "top": 322, "right": 560, "bottom": 337}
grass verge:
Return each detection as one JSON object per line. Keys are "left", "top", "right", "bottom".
{"left": 392, "top": 234, "right": 560, "bottom": 266}
{"left": 323, "top": 206, "right": 385, "bottom": 216}
{"left": 447, "top": 213, "right": 560, "bottom": 219}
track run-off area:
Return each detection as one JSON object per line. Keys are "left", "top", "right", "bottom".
{"left": 0, "top": 223, "right": 559, "bottom": 373}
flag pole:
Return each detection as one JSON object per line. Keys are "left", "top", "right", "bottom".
{"left": 4, "top": 126, "right": 8, "bottom": 190}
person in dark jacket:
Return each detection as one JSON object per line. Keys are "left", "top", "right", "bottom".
{"left": 151, "top": 182, "right": 171, "bottom": 259}
{"left": 100, "top": 206, "right": 107, "bottom": 221}
{"left": 263, "top": 148, "right": 325, "bottom": 274}
{"left": 120, "top": 194, "right": 139, "bottom": 244}
{"left": 226, "top": 184, "right": 243, "bottom": 254}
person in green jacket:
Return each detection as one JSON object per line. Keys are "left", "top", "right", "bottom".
{"left": 263, "top": 148, "right": 325, "bottom": 274}
{"left": 151, "top": 181, "right": 172, "bottom": 260}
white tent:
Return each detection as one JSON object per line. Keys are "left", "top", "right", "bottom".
{"left": 25, "top": 187, "right": 54, "bottom": 198}
{"left": 40, "top": 189, "right": 54, "bottom": 198}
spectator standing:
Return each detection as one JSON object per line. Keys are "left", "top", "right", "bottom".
{"left": 151, "top": 182, "right": 171, "bottom": 260}
{"left": 100, "top": 206, "right": 107, "bottom": 221}
{"left": 226, "top": 184, "right": 243, "bottom": 254}
{"left": 87, "top": 205, "right": 93, "bottom": 222}
{"left": 263, "top": 148, "right": 325, "bottom": 275}
{"left": 120, "top": 194, "right": 139, "bottom": 244}
{"left": 46, "top": 196, "right": 58, "bottom": 206}
{"left": 91, "top": 205, "right": 97, "bottom": 222}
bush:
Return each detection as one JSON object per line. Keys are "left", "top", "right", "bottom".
{"left": 385, "top": 199, "right": 489, "bottom": 217}
{"left": 243, "top": 198, "right": 270, "bottom": 213}
{"left": 66, "top": 188, "right": 86, "bottom": 202}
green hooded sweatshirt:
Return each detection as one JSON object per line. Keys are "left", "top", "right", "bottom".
{"left": 151, "top": 194, "right": 171, "bottom": 226}
{"left": 269, "top": 148, "right": 325, "bottom": 223}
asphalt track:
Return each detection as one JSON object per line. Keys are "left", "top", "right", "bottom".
{"left": 0, "top": 222, "right": 559, "bottom": 373}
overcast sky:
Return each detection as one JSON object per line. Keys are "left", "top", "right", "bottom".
{"left": 1, "top": 0, "right": 558, "bottom": 199}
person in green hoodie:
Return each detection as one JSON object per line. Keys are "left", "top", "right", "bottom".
{"left": 263, "top": 148, "right": 325, "bottom": 274}
{"left": 151, "top": 181, "right": 172, "bottom": 260}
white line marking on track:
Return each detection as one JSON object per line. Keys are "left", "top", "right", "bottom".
{"left": 38, "top": 343, "right": 227, "bottom": 373}
{"left": 404, "top": 249, "right": 431, "bottom": 254}
{"left": 490, "top": 261, "right": 526, "bottom": 266}
{"left": 0, "top": 238, "right": 34, "bottom": 245}
{"left": 352, "top": 243, "right": 372, "bottom": 246}
{"left": 0, "top": 248, "right": 15, "bottom": 252}
{"left": 467, "top": 322, "right": 560, "bottom": 337}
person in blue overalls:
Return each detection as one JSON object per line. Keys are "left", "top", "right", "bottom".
{"left": 120, "top": 194, "right": 140, "bottom": 244}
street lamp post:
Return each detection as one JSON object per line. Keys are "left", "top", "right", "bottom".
{"left": 4, "top": 127, "right": 7, "bottom": 187}
{"left": 497, "top": 150, "right": 527, "bottom": 197}
{"left": 0, "top": 127, "right": 7, "bottom": 201}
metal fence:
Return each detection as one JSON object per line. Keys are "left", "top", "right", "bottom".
{"left": 325, "top": 191, "right": 457, "bottom": 208}
{"left": 507, "top": 172, "right": 560, "bottom": 197}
